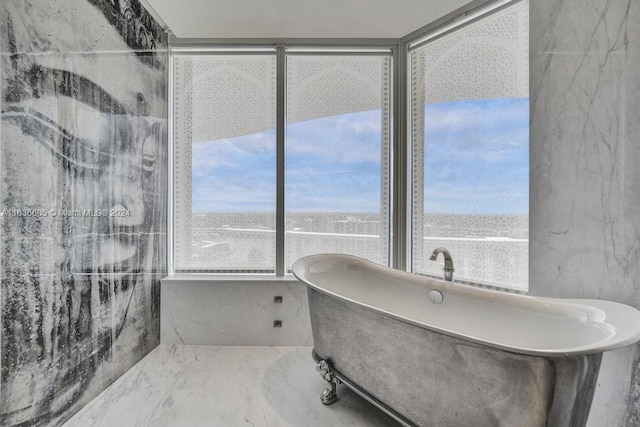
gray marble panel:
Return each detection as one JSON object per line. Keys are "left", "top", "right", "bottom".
{"left": 1, "top": 0, "right": 167, "bottom": 425}
{"left": 161, "top": 278, "right": 313, "bottom": 346}
{"left": 529, "top": 1, "right": 640, "bottom": 425}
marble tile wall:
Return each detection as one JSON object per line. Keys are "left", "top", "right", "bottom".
{"left": 161, "top": 279, "right": 313, "bottom": 346}
{"left": 0, "top": 0, "right": 167, "bottom": 425}
{"left": 529, "top": 0, "right": 640, "bottom": 425}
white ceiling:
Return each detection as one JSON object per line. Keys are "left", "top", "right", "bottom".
{"left": 145, "top": 0, "right": 473, "bottom": 39}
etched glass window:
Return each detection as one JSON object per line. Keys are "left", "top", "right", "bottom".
{"left": 172, "top": 51, "right": 392, "bottom": 272}
{"left": 410, "top": 0, "right": 530, "bottom": 289}
{"left": 285, "top": 55, "right": 391, "bottom": 269}
{"left": 173, "top": 54, "right": 277, "bottom": 271}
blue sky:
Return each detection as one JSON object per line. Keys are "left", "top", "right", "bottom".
{"left": 192, "top": 97, "right": 528, "bottom": 214}
{"left": 424, "top": 98, "right": 529, "bottom": 214}
{"left": 192, "top": 129, "right": 277, "bottom": 212}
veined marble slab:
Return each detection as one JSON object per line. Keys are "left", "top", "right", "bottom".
{"left": 161, "top": 278, "right": 313, "bottom": 346}
{"left": 530, "top": 0, "right": 640, "bottom": 425}
{"left": 63, "top": 345, "right": 399, "bottom": 427}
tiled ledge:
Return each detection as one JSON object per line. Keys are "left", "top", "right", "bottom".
{"left": 162, "top": 274, "right": 299, "bottom": 283}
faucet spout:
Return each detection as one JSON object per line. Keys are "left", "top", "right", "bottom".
{"left": 429, "top": 247, "right": 454, "bottom": 281}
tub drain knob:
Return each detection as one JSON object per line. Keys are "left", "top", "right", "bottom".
{"left": 429, "top": 290, "right": 444, "bottom": 304}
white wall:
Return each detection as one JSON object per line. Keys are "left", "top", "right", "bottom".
{"left": 146, "top": 0, "right": 471, "bottom": 39}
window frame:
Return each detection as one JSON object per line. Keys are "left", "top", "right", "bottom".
{"left": 168, "top": 41, "right": 398, "bottom": 276}
{"left": 170, "top": 49, "right": 279, "bottom": 274}
{"left": 167, "top": 0, "right": 529, "bottom": 292}
{"left": 403, "top": 0, "right": 529, "bottom": 291}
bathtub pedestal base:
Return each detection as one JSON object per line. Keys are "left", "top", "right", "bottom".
{"left": 312, "top": 350, "right": 414, "bottom": 426}
{"left": 316, "top": 359, "right": 340, "bottom": 405}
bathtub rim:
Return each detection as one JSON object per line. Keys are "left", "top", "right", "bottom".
{"left": 292, "top": 253, "right": 640, "bottom": 357}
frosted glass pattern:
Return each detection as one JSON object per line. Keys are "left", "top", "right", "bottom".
{"left": 411, "top": 1, "right": 529, "bottom": 289}
{"left": 173, "top": 55, "right": 277, "bottom": 271}
{"left": 285, "top": 55, "right": 391, "bottom": 269}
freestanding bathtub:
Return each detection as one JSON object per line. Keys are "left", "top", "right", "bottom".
{"left": 292, "top": 254, "right": 640, "bottom": 427}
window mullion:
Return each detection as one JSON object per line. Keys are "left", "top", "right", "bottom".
{"left": 392, "top": 44, "right": 407, "bottom": 271}
{"left": 275, "top": 44, "right": 286, "bottom": 276}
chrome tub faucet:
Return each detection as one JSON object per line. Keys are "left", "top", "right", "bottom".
{"left": 429, "top": 247, "right": 454, "bottom": 281}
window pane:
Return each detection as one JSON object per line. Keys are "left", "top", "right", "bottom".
{"left": 173, "top": 55, "right": 277, "bottom": 271}
{"left": 285, "top": 55, "right": 391, "bottom": 270}
{"left": 411, "top": 1, "right": 529, "bottom": 289}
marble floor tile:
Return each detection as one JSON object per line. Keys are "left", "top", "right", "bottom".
{"left": 63, "top": 345, "right": 401, "bottom": 427}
